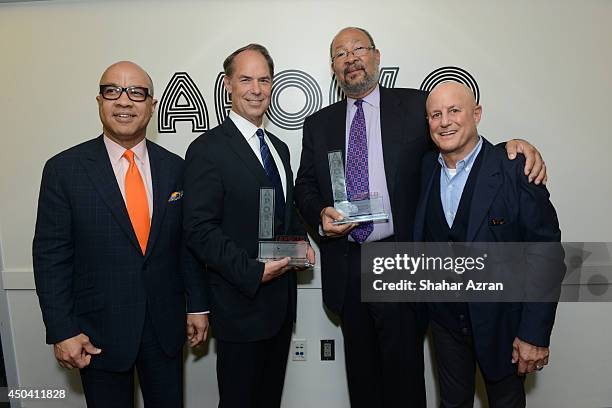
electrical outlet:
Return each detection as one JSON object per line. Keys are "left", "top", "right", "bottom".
{"left": 321, "top": 339, "right": 335, "bottom": 361}
{"left": 292, "top": 339, "right": 307, "bottom": 361}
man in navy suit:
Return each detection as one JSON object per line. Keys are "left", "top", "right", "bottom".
{"left": 183, "top": 44, "right": 315, "bottom": 408}
{"left": 33, "top": 61, "right": 209, "bottom": 408}
{"left": 414, "top": 81, "right": 565, "bottom": 407}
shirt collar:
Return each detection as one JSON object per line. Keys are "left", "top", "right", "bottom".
{"left": 347, "top": 84, "right": 380, "bottom": 109}
{"left": 229, "top": 110, "right": 264, "bottom": 141}
{"left": 103, "top": 135, "right": 148, "bottom": 165}
{"left": 438, "top": 135, "right": 483, "bottom": 173}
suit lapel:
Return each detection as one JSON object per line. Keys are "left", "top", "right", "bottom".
{"left": 319, "top": 100, "right": 348, "bottom": 204}
{"left": 222, "top": 119, "right": 271, "bottom": 187}
{"left": 414, "top": 159, "right": 437, "bottom": 241}
{"left": 379, "top": 87, "right": 405, "bottom": 202}
{"left": 144, "top": 141, "right": 170, "bottom": 260}
{"left": 80, "top": 135, "right": 142, "bottom": 254}
{"left": 224, "top": 119, "right": 293, "bottom": 233}
{"left": 326, "top": 100, "right": 348, "bottom": 156}
{"left": 466, "top": 140, "right": 502, "bottom": 241}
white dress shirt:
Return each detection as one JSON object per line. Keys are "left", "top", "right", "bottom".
{"left": 228, "top": 111, "right": 287, "bottom": 197}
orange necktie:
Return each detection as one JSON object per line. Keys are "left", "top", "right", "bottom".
{"left": 123, "top": 149, "right": 150, "bottom": 254}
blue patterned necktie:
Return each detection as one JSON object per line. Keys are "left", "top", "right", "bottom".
{"left": 346, "top": 100, "right": 373, "bottom": 243}
{"left": 256, "top": 128, "right": 285, "bottom": 224}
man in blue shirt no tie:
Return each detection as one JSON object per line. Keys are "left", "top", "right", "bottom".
{"left": 414, "top": 81, "right": 565, "bottom": 408}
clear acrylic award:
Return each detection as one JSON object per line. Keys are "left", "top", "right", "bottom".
{"left": 257, "top": 188, "right": 312, "bottom": 267}
{"left": 328, "top": 151, "right": 389, "bottom": 225}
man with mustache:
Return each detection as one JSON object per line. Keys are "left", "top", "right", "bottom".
{"left": 183, "top": 44, "right": 315, "bottom": 408}
{"left": 294, "top": 27, "right": 547, "bottom": 407}
{"left": 33, "top": 61, "right": 208, "bottom": 407}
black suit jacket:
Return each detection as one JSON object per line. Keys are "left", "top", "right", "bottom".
{"left": 183, "top": 118, "right": 304, "bottom": 342}
{"left": 33, "top": 136, "right": 207, "bottom": 372}
{"left": 294, "top": 86, "right": 433, "bottom": 315}
{"left": 414, "top": 138, "right": 565, "bottom": 381}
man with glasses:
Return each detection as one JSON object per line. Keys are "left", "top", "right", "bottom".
{"left": 294, "top": 27, "right": 547, "bottom": 407}
{"left": 33, "top": 61, "right": 208, "bottom": 407}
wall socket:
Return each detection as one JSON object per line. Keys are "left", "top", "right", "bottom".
{"left": 320, "top": 339, "right": 335, "bottom": 361}
{"left": 291, "top": 339, "right": 307, "bottom": 361}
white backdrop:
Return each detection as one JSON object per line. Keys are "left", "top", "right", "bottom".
{"left": 1, "top": 0, "right": 611, "bottom": 407}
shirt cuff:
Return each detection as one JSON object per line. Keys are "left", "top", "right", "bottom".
{"left": 188, "top": 311, "right": 210, "bottom": 315}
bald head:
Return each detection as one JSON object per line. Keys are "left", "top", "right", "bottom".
{"left": 426, "top": 81, "right": 482, "bottom": 168}
{"left": 96, "top": 60, "right": 157, "bottom": 149}
{"left": 99, "top": 61, "right": 154, "bottom": 96}
{"left": 426, "top": 81, "right": 476, "bottom": 112}
{"left": 330, "top": 27, "right": 375, "bottom": 59}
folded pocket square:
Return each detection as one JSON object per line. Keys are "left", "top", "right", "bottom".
{"left": 489, "top": 217, "right": 506, "bottom": 226}
{"left": 168, "top": 191, "right": 183, "bottom": 202}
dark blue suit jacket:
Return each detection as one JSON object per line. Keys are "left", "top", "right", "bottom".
{"left": 33, "top": 136, "right": 208, "bottom": 371}
{"left": 184, "top": 119, "right": 304, "bottom": 342}
{"left": 414, "top": 137, "right": 565, "bottom": 381}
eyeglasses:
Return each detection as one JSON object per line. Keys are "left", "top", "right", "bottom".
{"left": 332, "top": 45, "right": 375, "bottom": 62}
{"left": 99, "top": 85, "right": 151, "bottom": 102}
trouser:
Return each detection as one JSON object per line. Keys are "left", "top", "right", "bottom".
{"left": 216, "top": 313, "right": 293, "bottom": 408}
{"left": 340, "top": 241, "right": 427, "bottom": 408}
{"left": 430, "top": 319, "right": 526, "bottom": 408}
{"left": 80, "top": 308, "right": 183, "bottom": 408}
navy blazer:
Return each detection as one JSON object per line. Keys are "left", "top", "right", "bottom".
{"left": 33, "top": 136, "right": 207, "bottom": 371}
{"left": 414, "top": 138, "right": 565, "bottom": 381}
{"left": 183, "top": 119, "right": 304, "bottom": 342}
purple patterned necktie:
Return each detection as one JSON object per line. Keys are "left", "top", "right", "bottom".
{"left": 346, "top": 99, "right": 373, "bottom": 243}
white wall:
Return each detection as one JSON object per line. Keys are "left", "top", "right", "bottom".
{"left": 1, "top": 0, "right": 611, "bottom": 407}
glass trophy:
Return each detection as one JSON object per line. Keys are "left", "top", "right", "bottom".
{"left": 257, "top": 188, "right": 312, "bottom": 267}
{"left": 328, "top": 151, "right": 389, "bottom": 225}
{"left": 258, "top": 239, "right": 311, "bottom": 267}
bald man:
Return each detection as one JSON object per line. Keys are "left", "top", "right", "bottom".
{"left": 414, "top": 81, "right": 564, "bottom": 407}
{"left": 33, "top": 61, "right": 209, "bottom": 407}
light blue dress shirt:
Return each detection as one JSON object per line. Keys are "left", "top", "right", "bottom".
{"left": 438, "top": 136, "right": 483, "bottom": 227}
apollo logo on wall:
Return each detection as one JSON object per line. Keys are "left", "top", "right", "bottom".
{"left": 157, "top": 66, "right": 479, "bottom": 133}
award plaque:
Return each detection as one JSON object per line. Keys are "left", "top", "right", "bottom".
{"left": 327, "top": 151, "right": 389, "bottom": 225}
{"left": 328, "top": 150, "right": 348, "bottom": 202}
{"left": 331, "top": 196, "right": 389, "bottom": 225}
{"left": 258, "top": 188, "right": 275, "bottom": 239}
{"left": 258, "top": 188, "right": 312, "bottom": 267}
{"left": 258, "top": 238, "right": 312, "bottom": 267}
